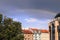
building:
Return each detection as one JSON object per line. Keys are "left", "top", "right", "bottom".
{"left": 29, "top": 28, "right": 49, "bottom": 40}
{"left": 30, "top": 28, "right": 41, "bottom": 40}
{"left": 40, "top": 30, "right": 49, "bottom": 40}
{"left": 22, "top": 28, "right": 49, "bottom": 40}
{"left": 48, "top": 13, "right": 60, "bottom": 40}
{"left": 22, "top": 29, "right": 33, "bottom": 40}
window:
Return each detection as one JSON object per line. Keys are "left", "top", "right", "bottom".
{"left": 49, "top": 26, "right": 51, "bottom": 40}
{"left": 28, "top": 38, "right": 30, "bottom": 40}
{"left": 52, "top": 23, "right": 55, "bottom": 40}
{"left": 24, "top": 38, "right": 27, "bottom": 40}
{"left": 35, "top": 39, "right": 37, "bottom": 40}
{"left": 58, "top": 26, "right": 60, "bottom": 40}
{"left": 28, "top": 35, "right": 30, "bottom": 37}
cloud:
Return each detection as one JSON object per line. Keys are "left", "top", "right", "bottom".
{"left": 24, "top": 18, "right": 51, "bottom": 29}
{"left": 17, "top": 9, "right": 56, "bottom": 19}
{"left": 0, "top": 0, "right": 60, "bottom": 12}
{"left": 0, "top": 0, "right": 59, "bottom": 19}
{"left": 13, "top": 18, "right": 19, "bottom": 22}
{"left": 24, "top": 18, "right": 51, "bottom": 23}
{"left": 25, "top": 18, "right": 38, "bottom": 23}
{"left": 0, "top": 0, "right": 60, "bottom": 29}
{"left": 0, "top": 9, "right": 57, "bottom": 19}
{"left": 22, "top": 27, "right": 29, "bottom": 30}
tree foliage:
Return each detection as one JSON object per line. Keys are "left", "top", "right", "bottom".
{"left": 0, "top": 14, "right": 2, "bottom": 23}
{"left": 0, "top": 14, "right": 24, "bottom": 40}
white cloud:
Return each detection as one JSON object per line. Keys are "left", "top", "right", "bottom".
{"left": 24, "top": 18, "right": 51, "bottom": 23}
{"left": 25, "top": 18, "right": 38, "bottom": 23}
{"left": 22, "top": 27, "right": 29, "bottom": 30}
{"left": 23, "top": 18, "right": 51, "bottom": 29}
{"left": 13, "top": 18, "right": 19, "bottom": 21}
{"left": 39, "top": 19, "right": 51, "bottom": 23}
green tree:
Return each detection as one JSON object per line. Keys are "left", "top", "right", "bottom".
{"left": 0, "top": 14, "right": 2, "bottom": 23}
{"left": 0, "top": 14, "right": 24, "bottom": 40}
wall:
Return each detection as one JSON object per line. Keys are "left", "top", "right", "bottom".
{"left": 40, "top": 33, "right": 49, "bottom": 40}
{"left": 24, "top": 34, "right": 33, "bottom": 40}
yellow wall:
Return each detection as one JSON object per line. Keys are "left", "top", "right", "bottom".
{"left": 41, "top": 33, "right": 49, "bottom": 40}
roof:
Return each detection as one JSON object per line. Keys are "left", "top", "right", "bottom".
{"left": 40, "top": 30, "right": 49, "bottom": 33}
{"left": 22, "top": 29, "right": 33, "bottom": 34}
{"left": 29, "top": 28, "right": 38, "bottom": 31}
{"left": 55, "top": 13, "right": 60, "bottom": 18}
{"left": 22, "top": 28, "right": 49, "bottom": 34}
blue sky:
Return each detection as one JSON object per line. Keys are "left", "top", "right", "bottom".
{"left": 0, "top": 0, "right": 60, "bottom": 29}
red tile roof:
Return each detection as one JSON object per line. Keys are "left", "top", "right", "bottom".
{"left": 22, "top": 28, "right": 49, "bottom": 33}
{"left": 22, "top": 29, "right": 33, "bottom": 34}
{"left": 40, "top": 30, "right": 49, "bottom": 33}
{"left": 29, "top": 28, "right": 38, "bottom": 31}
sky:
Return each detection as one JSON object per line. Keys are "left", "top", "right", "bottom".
{"left": 0, "top": 0, "right": 60, "bottom": 29}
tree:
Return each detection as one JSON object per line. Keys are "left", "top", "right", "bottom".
{"left": 0, "top": 14, "right": 2, "bottom": 23}
{"left": 0, "top": 14, "right": 24, "bottom": 40}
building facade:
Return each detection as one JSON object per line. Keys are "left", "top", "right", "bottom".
{"left": 40, "top": 30, "right": 49, "bottom": 40}
{"left": 22, "top": 28, "right": 49, "bottom": 40}
{"left": 48, "top": 17, "right": 60, "bottom": 40}
{"left": 30, "top": 28, "right": 41, "bottom": 40}
{"left": 22, "top": 29, "right": 33, "bottom": 40}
